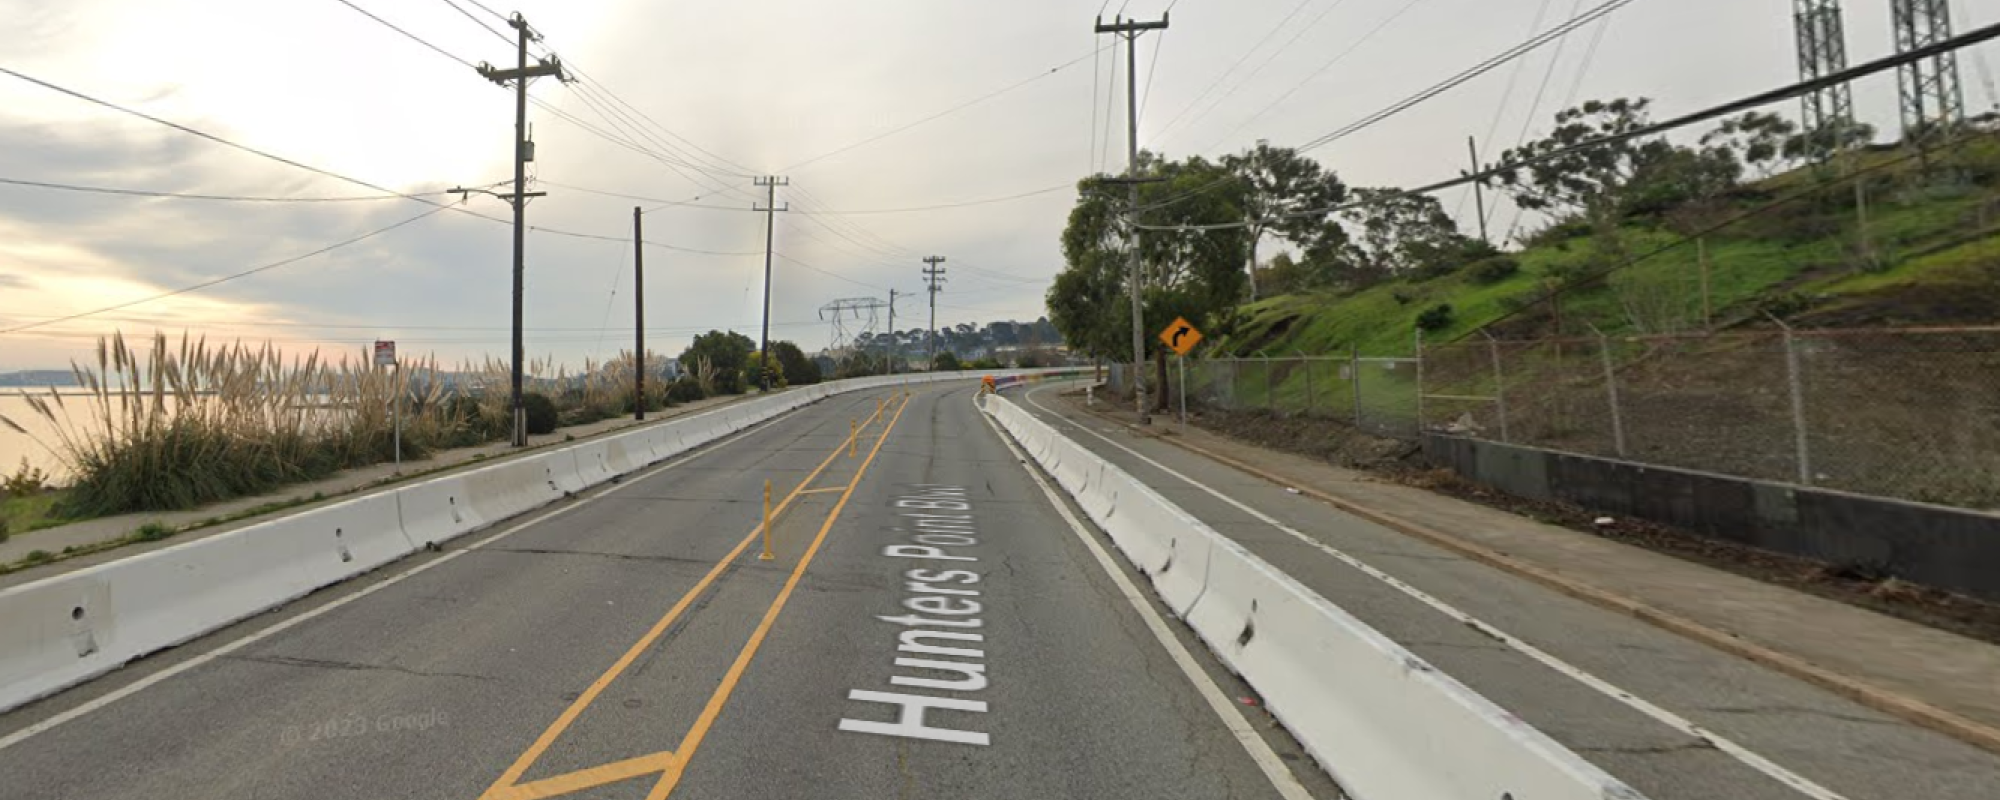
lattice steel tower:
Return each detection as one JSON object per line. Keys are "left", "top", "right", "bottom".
{"left": 1891, "top": 0, "right": 1965, "bottom": 140}
{"left": 1793, "top": 1, "right": 1855, "bottom": 139}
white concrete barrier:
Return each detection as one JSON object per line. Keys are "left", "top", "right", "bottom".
{"left": 983, "top": 393, "right": 1644, "bottom": 800}
{"left": 0, "top": 371, "right": 1075, "bottom": 713}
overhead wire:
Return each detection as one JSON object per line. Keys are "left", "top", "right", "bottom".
{"left": 0, "top": 177, "right": 460, "bottom": 203}
{"left": 435, "top": 0, "right": 514, "bottom": 47}
{"left": 1295, "top": 0, "right": 1637, "bottom": 153}
{"left": 1456, "top": 0, "right": 1555, "bottom": 222}
{"left": 1195, "top": 0, "right": 1429, "bottom": 154}
{"left": 1131, "top": 18, "right": 2000, "bottom": 233}
{"left": 0, "top": 203, "right": 458, "bottom": 335}
{"left": 780, "top": 44, "right": 1111, "bottom": 174}
{"left": 1149, "top": 0, "right": 1327, "bottom": 146}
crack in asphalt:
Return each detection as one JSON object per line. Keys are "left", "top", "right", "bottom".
{"left": 226, "top": 654, "right": 497, "bottom": 682}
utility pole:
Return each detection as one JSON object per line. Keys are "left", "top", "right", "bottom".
{"left": 632, "top": 206, "right": 646, "bottom": 421}
{"left": 463, "top": 13, "right": 564, "bottom": 447}
{"left": 1467, "top": 136, "right": 1491, "bottom": 246}
{"left": 754, "top": 176, "right": 789, "bottom": 391}
{"left": 1096, "top": 11, "right": 1168, "bottom": 423}
{"left": 923, "top": 257, "right": 947, "bottom": 370}
{"left": 886, "top": 289, "right": 900, "bottom": 375}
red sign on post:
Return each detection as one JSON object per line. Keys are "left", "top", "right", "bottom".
{"left": 373, "top": 340, "right": 396, "bottom": 367}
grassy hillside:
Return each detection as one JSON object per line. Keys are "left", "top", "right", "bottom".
{"left": 1220, "top": 134, "right": 2000, "bottom": 357}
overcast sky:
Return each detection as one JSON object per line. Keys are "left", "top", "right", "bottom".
{"left": 0, "top": 0, "right": 1994, "bottom": 371}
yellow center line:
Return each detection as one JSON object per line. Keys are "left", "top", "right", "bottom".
{"left": 640, "top": 392, "right": 915, "bottom": 800}
{"left": 794, "top": 485, "right": 851, "bottom": 496}
{"left": 488, "top": 752, "right": 679, "bottom": 800}
{"left": 477, "top": 398, "right": 891, "bottom": 800}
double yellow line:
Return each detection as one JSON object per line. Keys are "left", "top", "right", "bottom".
{"left": 480, "top": 391, "right": 914, "bottom": 800}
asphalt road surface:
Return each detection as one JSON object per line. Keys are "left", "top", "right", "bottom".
{"left": 0, "top": 383, "right": 1339, "bottom": 800}
{"left": 1016, "top": 379, "right": 2000, "bottom": 800}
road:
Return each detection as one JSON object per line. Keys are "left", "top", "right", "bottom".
{"left": 1015, "top": 379, "right": 2000, "bottom": 800}
{"left": 0, "top": 383, "right": 1337, "bottom": 800}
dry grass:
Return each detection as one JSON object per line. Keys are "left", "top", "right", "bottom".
{"left": 0, "top": 332, "right": 469, "bottom": 515}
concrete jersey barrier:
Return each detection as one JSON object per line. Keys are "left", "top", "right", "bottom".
{"left": 980, "top": 393, "right": 1645, "bottom": 800}
{"left": 0, "top": 369, "right": 1070, "bottom": 714}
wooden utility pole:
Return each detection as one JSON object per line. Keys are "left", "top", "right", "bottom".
{"left": 464, "top": 13, "right": 564, "bottom": 446}
{"left": 754, "top": 176, "right": 789, "bottom": 391}
{"left": 1468, "top": 136, "right": 1491, "bottom": 246}
{"left": 923, "top": 257, "right": 948, "bottom": 369}
{"left": 633, "top": 206, "right": 646, "bottom": 420}
{"left": 1095, "top": 11, "right": 1168, "bottom": 423}
{"left": 886, "top": 289, "right": 900, "bottom": 375}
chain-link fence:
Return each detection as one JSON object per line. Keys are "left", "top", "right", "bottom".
{"left": 1420, "top": 327, "right": 2000, "bottom": 509}
{"left": 1106, "top": 354, "right": 1422, "bottom": 437}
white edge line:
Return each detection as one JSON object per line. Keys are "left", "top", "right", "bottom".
{"left": 975, "top": 396, "right": 1319, "bottom": 800}
{"left": 1018, "top": 386, "right": 1849, "bottom": 800}
{"left": 0, "top": 388, "right": 883, "bottom": 754}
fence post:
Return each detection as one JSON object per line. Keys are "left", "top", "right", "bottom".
{"left": 1232, "top": 358, "right": 1241, "bottom": 410}
{"left": 1590, "top": 325, "right": 1628, "bottom": 458}
{"left": 1266, "top": 358, "right": 1277, "bottom": 412}
{"left": 1301, "top": 351, "right": 1316, "bottom": 415}
{"left": 1482, "top": 330, "right": 1510, "bottom": 443}
{"left": 1777, "top": 320, "right": 1814, "bottom": 485}
{"left": 1414, "top": 330, "right": 1426, "bottom": 434}
{"left": 1350, "top": 345, "right": 1363, "bottom": 429}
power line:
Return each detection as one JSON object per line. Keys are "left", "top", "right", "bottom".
{"left": 1139, "top": 30, "right": 1167, "bottom": 122}
{"left": 1134, "top": 18, "right": 2000, "bottom": 232}
{"left": 459, "top": 0, "right": 510, "bottom": 24}
{"left": 436, "top": 0, "right": 514, "bottom": 47}
{"left": 780, "top": 44, "right": 1110, "bottom": 173}
{"left": 0, "top": 204, "right": 456, "bottom": 335}
{"left": 329, "top": 0, "right": 476, "bottom": 69}
{"left": 1134, "top": 0, "right": 1628, "bottom": 216}
{"left": 0, "top": 176, "right": 462, "bottom": 203}
{"left": 1152, "top": 0, "right": 1352, "bottom": 147}
{"left": 1195, "top": 0, "right": 1428, "bottom": 154}
{"left": 1296, "top": 0, "right": 1638, "bottom": 153}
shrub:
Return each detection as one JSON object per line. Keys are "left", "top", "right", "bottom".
{"left": 1469, "top": 256, "right": 1521, "bottom": 285}
{"left": 934, "top": 352, "right": 964, "bottom": 371}
{"left": 666, "top": 376, "right": 706, "bottom": 404}
{"left": 1416, "top": 303, "right": 1455, "bottom": 332}
{"left": 3, "top": 458, "right": 50, "bottom": 497}
{"left": 1392, "top": 288, "right": 1418, "bottom": 306}
{"left": 133, "top": 521, "right": 175, "bottom": 542}
{"left": 0, "top": 519, "right": 10, "bottom": 543}
{"left": 522, "top": 393, "right": 560, "bottom": 435}
{"left": 24, "top": 549, "right": 54, "bottom": 564}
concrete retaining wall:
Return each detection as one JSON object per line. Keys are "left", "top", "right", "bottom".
{"left": 1424, "top": 434, "right": 2000, "bottom": 603}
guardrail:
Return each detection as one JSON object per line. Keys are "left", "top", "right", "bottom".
{"left": 981, "top": 392, "right": 1645, "bottom": 800}
{"left": 0, "top": 370, "right": 1072, "bottom": 714}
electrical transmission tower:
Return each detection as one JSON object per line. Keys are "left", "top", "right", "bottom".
{"left": 818, "top": 297, "right": 889, "bottom": 357}
{"left": 922, "top": 257, "right": 947, "bottom": 369}
{"left": 1793, "top": 1, "right": 1856, "bottom": 143}
{"left": 1891, "top": 0, "right": 1966, "bottom": 142}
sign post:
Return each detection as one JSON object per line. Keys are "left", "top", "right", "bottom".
{"left": 375, "top": 341, "right": 400, "bottom": 469}
{"left": 1157, "top": 318, "right": 1203, "bottom": 432}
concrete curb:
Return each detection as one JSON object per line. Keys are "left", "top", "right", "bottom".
{"left": 1071, "top": 399, "right": 2000, "bottom": 758}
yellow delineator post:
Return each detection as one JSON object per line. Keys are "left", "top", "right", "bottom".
{"left": 850, "top": 419, "right": 859, "bottom": 458}
{"left": 758, "top": 479, "right": 775, "bottom": 561}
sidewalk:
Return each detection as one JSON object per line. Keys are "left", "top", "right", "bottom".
{"left": 0, "top": 391, "right": 761, "bottom": 576}
{"left": 1049, "top": 388, "right": 2000, "bottom": 753}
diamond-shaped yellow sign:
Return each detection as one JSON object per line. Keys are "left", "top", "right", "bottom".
{"left": 1159, "top": 317, "right": 1203, "bottom": 357}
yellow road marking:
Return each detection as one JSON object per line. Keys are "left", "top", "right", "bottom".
{"left": 640, "top": 392, "right": 913, "bottom": 799}
{"left": 486, "top": 752, "right": 679, "bottom": 800}
{"left": 795, "top": 485, "right": 851, "bottom": 495}
{"left": 477, "top": 400, "right": 889, "bottom": 800}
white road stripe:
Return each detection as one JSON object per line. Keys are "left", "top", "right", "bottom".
{"left": 0, "top": 393, "right": 876, "bottom": 754}
{"left": 1021, "top": 385, "right": 1849, "bottom": 800}
{"left": 976, "top": 398, "right": 1319, "bottom": 800}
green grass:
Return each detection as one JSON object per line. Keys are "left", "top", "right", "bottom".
{"left": 1219, "top": 141, "right": 2000, "bottom": 359}
{"left": 0, "top": 492, "right": 69, "bottom": 535}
